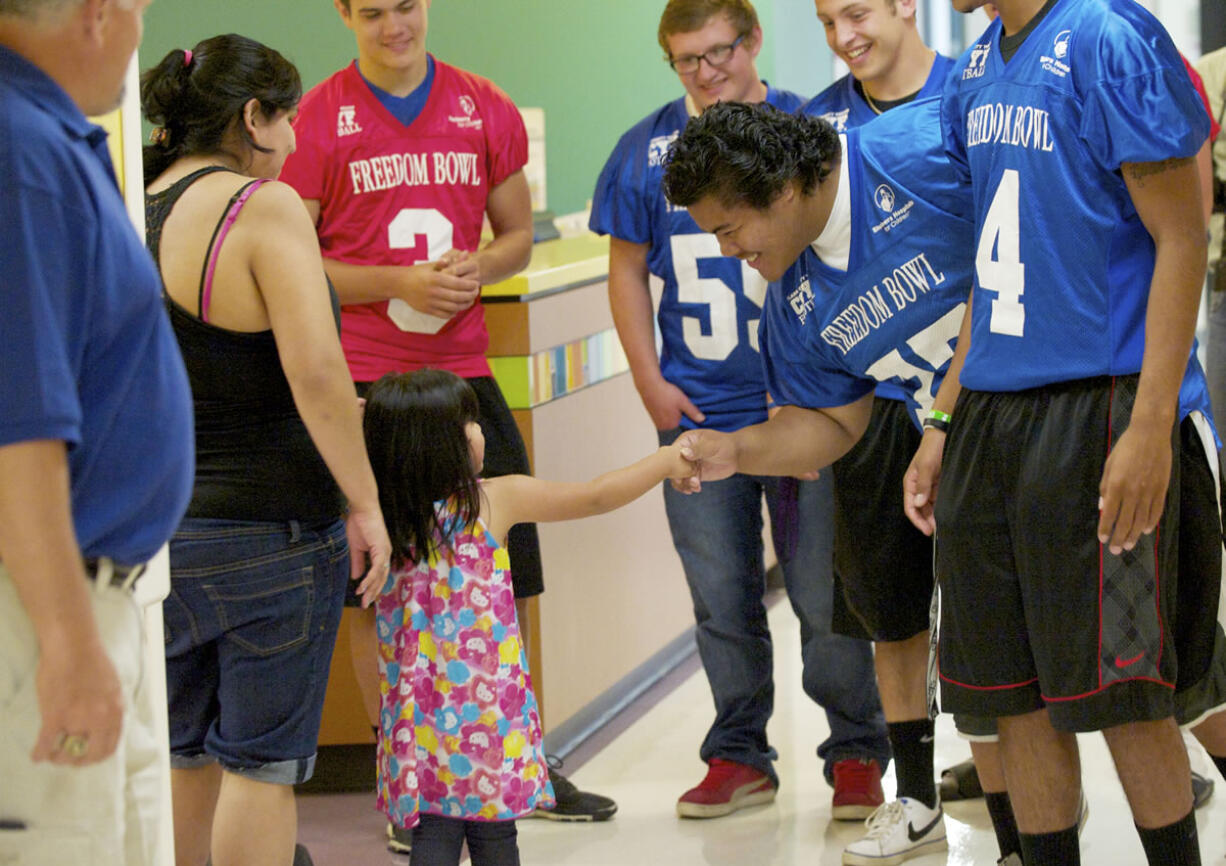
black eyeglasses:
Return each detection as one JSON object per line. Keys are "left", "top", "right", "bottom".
{"left": 667, "top": 33, "right": 748, "bottom": 75}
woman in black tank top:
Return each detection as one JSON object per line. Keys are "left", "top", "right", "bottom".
{"left": 142, "top": 34, "right": 390, "bottom": 866}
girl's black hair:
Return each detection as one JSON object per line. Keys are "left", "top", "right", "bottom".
{"left": 363, "top": 370, "right": 483, "bottom": 568}
{"left": 140, "top": 33, "right": 301, "bottom": 182}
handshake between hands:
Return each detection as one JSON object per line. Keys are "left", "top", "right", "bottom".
{"left": 657, "top": 429, "right": 821, "bottom": 495}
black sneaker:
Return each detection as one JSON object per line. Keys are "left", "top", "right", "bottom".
{"left": 531, "top": 756, "right": 618, "bottom": 822}
{"left": 386, "top": 822, "right": 412, "bottom": 854}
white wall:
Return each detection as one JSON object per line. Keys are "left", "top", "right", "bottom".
{"left": 1136, "top": 0, "right": 1201, "bottom": 56}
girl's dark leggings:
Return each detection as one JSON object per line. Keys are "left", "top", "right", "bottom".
{"left": 408, "top": 814, "right": 519, "bottom": 866}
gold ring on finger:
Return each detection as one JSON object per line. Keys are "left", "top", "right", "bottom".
{"left": 61, "top": 733, "right": 89, "bottom": 758}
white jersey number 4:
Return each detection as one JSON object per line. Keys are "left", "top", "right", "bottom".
{"left": 670, "top": 233, "right": 767, "bottom": 360}
{"left": 386, "top": 208, "right": 456, "bottom": 334}
{"left": 977, "top": 169, "right": 1026, "bottom": 337}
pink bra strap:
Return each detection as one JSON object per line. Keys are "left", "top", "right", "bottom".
{"left": 199, "top": 178, "right": 268, "bottom": 322}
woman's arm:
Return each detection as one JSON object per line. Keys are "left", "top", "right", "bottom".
{"left": 247, "top": 182, "right": 391, "bottom": 600}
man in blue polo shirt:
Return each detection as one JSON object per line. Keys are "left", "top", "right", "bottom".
{"left": 0, "top": 1, "right": 194, "bottom": 864}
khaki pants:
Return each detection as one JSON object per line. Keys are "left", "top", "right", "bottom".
{"left": 0, "top": 565, "right": 161, "bottom": 866}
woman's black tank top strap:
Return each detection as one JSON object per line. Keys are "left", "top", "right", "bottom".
{"left": 145, "top": 167, "right": 264, "bottom": 319}
{"left": 144, "top": 165, "right": 231, "bottom": 275}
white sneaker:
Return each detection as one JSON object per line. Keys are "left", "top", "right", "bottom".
{"left": 842, "top": 797, "right": 948, "bottom": 866}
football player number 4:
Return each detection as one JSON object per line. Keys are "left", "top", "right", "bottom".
{"left": 386, "top": 208, "right": 456, "bottom": 334}
{"left": 977, "top": 168, "right": 1026, "bottom": 337}
{"left": 670, "top": 233, "right": 767, "bottom": 360}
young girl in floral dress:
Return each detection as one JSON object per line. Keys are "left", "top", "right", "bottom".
{"left": 363, "top": 369, "right": 693, "bottom": 865}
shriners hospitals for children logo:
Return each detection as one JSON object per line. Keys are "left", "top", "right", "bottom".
{"left": 337, "top": 105, "right": 362, "bottom": 137}
{"left": 449, "top": 95, "right": 484, "bottom": 129}
{"left": 870, "top": 183, "right": 915, "bottom": 235}
{"left": 1041, "top": 30, "right": 1071, "bottom": 78}
{"left": 874, "top": 184, "right": 896, "bottom": 213}
{"left": 963, "top": 43, "right": 990, "bottom": 80}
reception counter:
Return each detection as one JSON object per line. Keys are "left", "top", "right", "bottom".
{"left": 318, "top": 234, "right": 697, "bottom": 745}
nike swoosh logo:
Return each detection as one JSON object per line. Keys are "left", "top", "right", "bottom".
{"left": 1115, "top": 651, "right": 1144, "bottom": 668}
{"left": 920, "top": 734, "right": 935, "bottom": 743}
{"left": 908, "top": 810, "right": 943, "bottom": 842}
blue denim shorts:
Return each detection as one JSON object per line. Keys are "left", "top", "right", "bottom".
{"left": 165, "top": 517, "right": 348, "bottom": 784}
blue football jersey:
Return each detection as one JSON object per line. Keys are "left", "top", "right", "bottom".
{"left": 800, "top": 54, "right": 956, "bottom": 404}
{"left": 760, "top": 98, "right": 975, "bottom": 431}
{"left": 801, "top": 53, "right": 955, "bottom": 132}
{"left": 589, "top": 86, "right": 805, "bottom": 432}
{"left": 942, "top": 0, "right": 1209, "bottom": 392}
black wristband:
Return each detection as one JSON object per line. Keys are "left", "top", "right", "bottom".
{"left": 921, "top": 416, "right": 949, "bottom": 434}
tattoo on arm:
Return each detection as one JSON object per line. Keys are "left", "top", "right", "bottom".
{"left": 1126, "top": 156, "right": 1194, "bottom": 187}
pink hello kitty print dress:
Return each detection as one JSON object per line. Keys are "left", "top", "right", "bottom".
{"left": 375, "top": 500, "right": 554, "bottom": 830}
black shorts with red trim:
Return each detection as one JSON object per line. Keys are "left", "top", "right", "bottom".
{"left": 831, "top": 396, "right": 934, "bottom": 643}
{"left": 934, "top": 375, "right": 1180, "bottom": 732}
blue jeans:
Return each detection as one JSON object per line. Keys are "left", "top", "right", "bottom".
{"left": 165, "top": 517, "right": 348, "bottom": 784}
{"left": 660, "top": 429, "right": 889, "bottom": 785}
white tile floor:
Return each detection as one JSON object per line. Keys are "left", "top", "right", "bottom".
{"left": 513, "top": 600, "right": 1226, "bottom": 866}
{"left": 299, "top": 597, "right": 1226, "bottom": 864}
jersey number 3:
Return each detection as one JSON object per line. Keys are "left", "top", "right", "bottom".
{"left": 386, "top": 208, "right": 456, "bottom": 334}
{"left": 670, "top": 233, "right": 767, "bottom": 360}
{"left": 977, "top": 169, "right": 1026, "bottom": 337}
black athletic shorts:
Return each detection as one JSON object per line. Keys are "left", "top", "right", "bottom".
{"left": 935, "top": 375, "right": 1181, "bottom": 732}
{"left": 831, "top": 397, "right": 934, "bottom": 643}
{"left": 344, "top": 375, "right": 544, "bottom": 607}
{"left": 949, "top": 409, "right": 1226, "bottom": 737}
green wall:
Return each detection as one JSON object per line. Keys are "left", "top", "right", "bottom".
{"left": 142, "top": 0, "right": 829, "bottom": 215}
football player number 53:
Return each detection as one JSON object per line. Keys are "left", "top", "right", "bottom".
{"left": 670, "top": 233, "right": 767, "bottom": 360}
{"left": 977, "top": 169, "right": 1026, "bottom": 337}
{"left": 385, "top": 207, "right": 456, "bottom": 334}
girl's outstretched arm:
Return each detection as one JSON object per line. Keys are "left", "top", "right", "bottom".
{"left": 481, "top": 442, "right": 695, "bottom": 544}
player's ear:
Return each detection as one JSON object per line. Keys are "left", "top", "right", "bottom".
{"left": 894, "top": 0, "right": 918, "bottom": 21}
{"left": 745, "top": 25, "right": 764, "bottom": 58}
{"left": 77, "top": 0, "right": 108, "bottom": 48}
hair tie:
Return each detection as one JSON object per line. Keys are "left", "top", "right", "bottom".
{"left": 183, "top": 49, "right": 193, "bottom": 67}
{"left": 150, "top": 127, "right": 169, "bottom": 146}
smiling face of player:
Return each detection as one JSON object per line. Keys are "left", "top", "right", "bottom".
{"left": 336, "top": 0, "right": 430, "bottom": 92}
{"left": 815, "top": 0, "right": 917, "bottom": 92}
{"left": 687, "top": 183, "right": 816, "bottom": 283}
{"left": 665, "top": 12, "right": 766, "bottom": 111}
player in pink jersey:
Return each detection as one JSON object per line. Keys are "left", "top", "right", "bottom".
{"left": 279, "top": 0, "right": 618, "bottom": 850}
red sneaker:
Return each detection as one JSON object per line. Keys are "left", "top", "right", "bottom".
{"left": 676, "top": 758, "right": 777, "bottom": 818}
{"left": 831, "top": 758, "right": 885, "bottom": 820}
